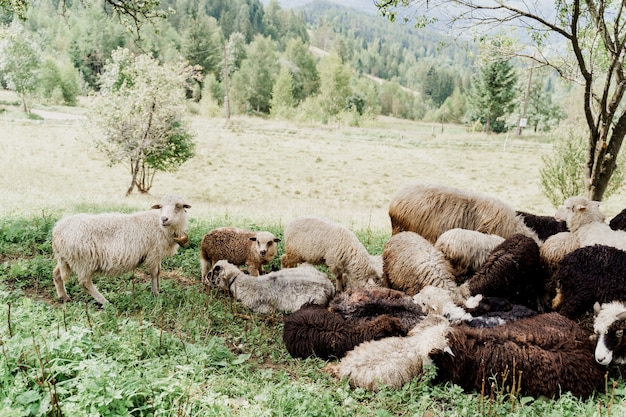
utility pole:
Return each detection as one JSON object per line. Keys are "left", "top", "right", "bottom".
{"left": 517, "top": 62, "right": 534, "bottom": 135}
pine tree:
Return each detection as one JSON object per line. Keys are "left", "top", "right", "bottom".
{"left": 467, "top": 59, "right": 518, "bottom": 133}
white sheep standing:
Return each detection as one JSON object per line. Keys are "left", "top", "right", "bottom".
{"left": 388, "top": 182, "right": 541, "bottom": 244}
{"left": 52, "top": 194, "right": 191, "bottom": 305}
{"left": 281, "top": 215, "right": 385, "bottom": 292}
{"left": 207, "top": 260, "right": 335, "bottom": 314}
{"left": 199, "top": 227, "right": 280, "bottom": 278}
{"left": 434, "top": 228, "right": 505, "bottom": 281}
{"left": 382, "top": 231, "right": 465, "bottom": 302}
{"left": 555, "top": 195, "right": 626, "bottom": 250}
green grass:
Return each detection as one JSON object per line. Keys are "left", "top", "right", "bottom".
{"left": 1, "top": 214, "right": 626, "bottom": 416}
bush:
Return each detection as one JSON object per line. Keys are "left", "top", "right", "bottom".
{"left": 540, "top": 125, "right": 625, "bottom": 207}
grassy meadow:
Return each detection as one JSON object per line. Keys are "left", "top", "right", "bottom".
{"left": 2, "top": 90, "right": 626, "bottom": 416}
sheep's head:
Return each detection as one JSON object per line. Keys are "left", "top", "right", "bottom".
{"left": 250, "top": 231, "right": 281, "bottom": 261}
{"left": 152, "top": 194, "right": 191, "bottom": 229}
{"left": 593, "top": 301, "right": 626, "bottom": 366}
{"left": 207, "top": 260, "right": 240, "bottom": 292}
{"left": 555, "top": 196, "right": 605, "bottom": 231}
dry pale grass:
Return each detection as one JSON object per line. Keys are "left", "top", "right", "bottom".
{"left": 2, "top": 94, "right": 626, "bottom": 231}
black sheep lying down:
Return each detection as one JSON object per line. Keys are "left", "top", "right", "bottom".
{"left": 282, "top": 302, "right": 406, "bottom": 360}
{"left": 431, "top": 312, "right": 605, "bottom": 399}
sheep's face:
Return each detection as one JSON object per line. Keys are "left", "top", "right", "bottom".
{"left": 207, "top": 260, "right": 236, "bottom": 290}
{"left": 555, "top": 196, "right": 605, "bottom": 228}
{"left": 250, "top": 232, "right": 281, "bottom": 261}
{"left": 152, "top": 194, "right": 191, "bottom": 228}
{"left": 593, "top": 302, "right": 626, "bottom": 365}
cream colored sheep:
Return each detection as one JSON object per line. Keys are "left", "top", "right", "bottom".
{"left": 207, "top": 260, "right": 335, "bottom": 314}
{"left": 382, "top": 231, "right": 464, "bottom": 302}
{"left": 434, "top": 228, "right": 505, "bottom": 281}
{"left": 281, "top": 216, "right": 385, "bottom": 292}
{"left": 555, "top": 195, "right": 626, "bottom": 250}
{"left": 200, "top": 227, "right": 280, "bottom": 278}
{"left": 388, "top": 182, "right": 541, "bottom": 244}
{"left": 323, "top": 313, "right": 451, "bottom": 391}
{"left": 52, "top": 194, "right": 191, "bottom": 305}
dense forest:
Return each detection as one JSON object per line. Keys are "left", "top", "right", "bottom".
{"left": 0, "top": 0, "right": 566, "bottom": 131}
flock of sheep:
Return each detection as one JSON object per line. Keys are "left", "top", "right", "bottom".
{"left": 50, "top": 182, "right": 626, "bottom": 399}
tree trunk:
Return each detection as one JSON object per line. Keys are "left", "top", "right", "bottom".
{"left": 588, "top": 114, "right": 626, "bottom": 201}
{"left": 126, "top": 158, "right": 141, "bottom": 196}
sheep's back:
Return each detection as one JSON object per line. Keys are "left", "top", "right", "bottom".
{"left": 52, "top": 211, "right": 175, "bottom": 275}
{"left": 432, "top": 313, "right": 604, "bottom": 399}
{"left": 200, "top": 227, "right": 255, "bottom": 265}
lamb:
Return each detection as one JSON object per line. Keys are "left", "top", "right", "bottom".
{"left": 328, "top": 286, "right": 426, "bottom": 333}
{"left": 199, "top": 227, "right": 280, "bottom": 278}
{"left": 434, "top": 229, "right": 505, "bottom": 281}
{"left": 281, "top": 215, "right": 385, "bottom": 292}
{"left": 323, "top": 313, "right": 451, "bottom": 391}
{"left": 593, "top": 301, "right": 626, "bottom": 365}
{"left": 431, "top": 312, "right": 606, "bottom": 399}
{"left": 52, "top": 194, "right": 191, "bottom": 305}
{"left": 207, "top": 260, "right": 334, "bottom": 314}
{"left": 552, "top": 244, "right": 626, "bottom": 320}
{"left": 282, "top": 302, "right": 406, "bottom": 360}
{"left": 460, "top": 234, "right": 545, "bottom": 310}
{"left": 516, "top": 210, "right": 568, "bottom": 241}
{"left": 382, "top": 231, "right": 463, "bottom": 301}
{"left": 388, "top": 182, "right": 541, "bottom": 244}
{"left": 555, "top": 195, "right": 626, "bottom": 251}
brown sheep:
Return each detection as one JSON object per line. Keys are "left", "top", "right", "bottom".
{"left": 200, "top": 227, "right": 280, "bottom": 278}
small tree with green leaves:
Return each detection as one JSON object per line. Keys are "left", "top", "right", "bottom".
{"left": 89, "top": 48, "right": 196, "bottom": 195}
{"left": 270, "top": 65, "right": 296, "bottom": 119}
{"left": 541, "top": 126, "right": 624, "bottom": 207}
{"left": 0, "top": 22, "right": 41, "bottom": 113}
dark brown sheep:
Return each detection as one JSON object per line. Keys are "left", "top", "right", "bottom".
{"left": 282, "top": 303, "right": 407, "bottom": 360}
{"left": 516, "top": 210, "right": 568, "bottom": 242}
{"left": 431, "top": 312, "right": 605, "bottom": 399}
{"left": 328, "top": 287, "right": 426, "bottom": 333}
{"left": 461, "top": 234, "right": 546, "bottom": 310}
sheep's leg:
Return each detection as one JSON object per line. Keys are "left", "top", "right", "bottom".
{"left": 77, "top": 272, "right": 108, "bottom": 305}
{"left": 53, "top": 261, "right": 71, "bottom": 302}
{"left": 335, "top": 273, "right": 346, "bottom": 292}
{"left": 150, "top": 264, "right": 161, "bottom": 297}
{"left": 248, "top": 265, "right": 260, "bottom": 277}
{"left": 200, "top": 256, "right": 211, "bottom": 282}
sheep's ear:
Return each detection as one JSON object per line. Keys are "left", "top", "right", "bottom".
{"left": 594, "top": 302, "right": 602, "bottom": 315}
{"left": 151, "top": 204, "right": 162, "bottom": 209}
{"left": 617, "top": 311, "right": 626, "bottom": 321}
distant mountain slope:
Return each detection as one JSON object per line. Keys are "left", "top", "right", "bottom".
{"left": 261, "top": 0, "right": 378, "bottom": 14}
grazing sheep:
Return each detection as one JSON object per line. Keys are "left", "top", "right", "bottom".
{"left": 329, "top": 287, "right": 426, "bottom": 333}
{"left": 431, "top": 313, "right": 605, "bottom": 399}
{"left": 593, "top": 301, "right": 626, "bottom": 365}
{"left": 323, "top": 313, "right": 451, "bottom": 391}
{"left": 52, "top": 194, "right": 191, "bottom": 305}
{"left": 388, "top": 182, "right": 541, "bottom": 243}
{"left": 460, "top": 234, "right": 545, "bottom": 310}
{"left": 434, "top": 229, "right": 505, "bottom": 281}
{"left": 609, "top": 208, "right": 626, "bottom": 231}
{"left": 281, "top": 216, "right": 385, "bottom": 292}
{"left": 383, "top": 231, "right": 463, "bottom": 302}
{"left": 516, "top": 210, "right": 568, "bottom": 242}
{"left": 207, "top": 260, "right": 334, "bottom": 314}
{"left": 200, "top": 227, "right": 280, "bottom": 278}
{"left": 282, "top": 302, "right": 406, "bottom": 360}
{"left": 552, "top": 245, "right": 626, "bottom": 320}
{"left": 555, "top": 196, "right": 626, "bottom": 250}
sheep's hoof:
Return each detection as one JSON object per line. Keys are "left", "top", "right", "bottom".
{"left": 58, "top": 296, "right": 71, "bottom": 303}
